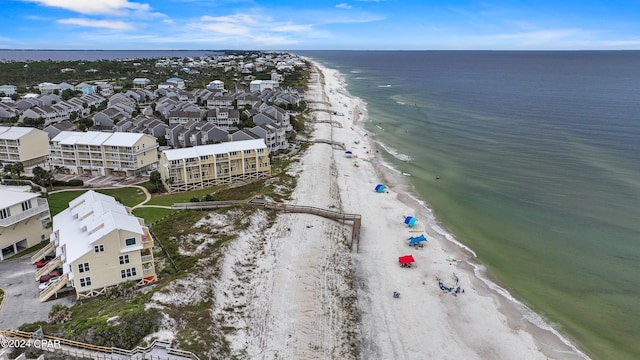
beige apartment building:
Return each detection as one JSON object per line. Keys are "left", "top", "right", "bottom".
{"left": 36, "top": 190, "right": 157, "bottom": 302}
{"left": 0, "top": 187, "right": 51, "bottom": 261}
{"left": 159, "top": 139, "right": 271, "bottom": 192}
{"left": 0, "top": 126, "right": 50, "bottom": 169}
{"left": 49, "top": 131, "right": 158, "bottom": 177}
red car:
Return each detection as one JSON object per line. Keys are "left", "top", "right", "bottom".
{"left": 35, "top": 260, "right": 50, "bottom": 268}
{"left": 39, "top": 271, "right": 61, "bottom": 283}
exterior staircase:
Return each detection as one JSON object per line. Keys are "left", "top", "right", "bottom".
{"left": 30, "top": 242, "right": 55, "bottom": 264}
{"left": 39, "top": 273, "right": 69, "bottom": 302}
{"left": 34, "top": 256, "right": 62, "bottom": 281}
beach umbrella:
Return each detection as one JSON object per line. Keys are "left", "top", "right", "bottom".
{"left": 404, "top": 216, "right": 418, "bottom": 227}
{"left": 345, "top": 151, "right": 353, "bottom": 158}
{"left": 409, "top": 234, "right": 427, "bottom": 246}
{"left": 375, "top": 184, "right": 387, "bottom": 193}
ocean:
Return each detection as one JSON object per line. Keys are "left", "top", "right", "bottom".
{"left": 294, "top": 50, "right": 640, "bottom": 360}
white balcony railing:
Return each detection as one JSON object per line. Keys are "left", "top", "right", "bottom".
{"left": 0, "top": 201, "right": 49, "bottom": 227}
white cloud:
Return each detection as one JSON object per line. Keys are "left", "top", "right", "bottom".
{"left": 56, "top": 18, "right": 134, "bottom": 30}
{"left": 23, "top": 0, "right": 152, "bottom": 15}
{"left": 336, "top": 3, "right": 352, "bottom": 9}
{"left": 488, "top": 29, "right": 582, "bottom": 42}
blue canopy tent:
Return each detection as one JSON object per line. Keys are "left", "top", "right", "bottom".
{"left": 409, "top": 234, "right": 427, "bottom": 246}
{"left": 404, "top": 216, "right": 418, "bottom": 227}
{"left": 345, "top": 151, "right": 353, "bottom": 158}
{"left": 375, "top": 184, "right": 387, "bottom": 193}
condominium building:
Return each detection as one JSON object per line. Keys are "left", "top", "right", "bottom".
{"left": 36, "top": 191, "right": 157, "bottom": 301}
{"left": 0, "top": 126, "right": 50, "bottom": 168}
{"left": 159, "top": 139, "right": 271, "bottom": 192}
{"left": 0, "top": 187, "right": 51, "bottom": 261}
{"left": 49, "top": 131, "right": 159, "bottom": 177}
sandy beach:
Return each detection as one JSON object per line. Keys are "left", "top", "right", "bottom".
{"left": 190, "top": 61, "right": 590, "bottom": 359}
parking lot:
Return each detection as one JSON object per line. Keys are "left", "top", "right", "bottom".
{"left": 54, "top": 174, "right": 148, "bottom": 188}
{"left": 0, "top": 256, "right": 74, "bottom": 329}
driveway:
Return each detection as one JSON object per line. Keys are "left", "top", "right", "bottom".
{"left": 0, "top": 256, "right": 74, "bottom": 329}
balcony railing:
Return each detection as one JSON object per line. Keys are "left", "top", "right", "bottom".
{"left": 0, "top": 201, "right": 49, "bottom": 227}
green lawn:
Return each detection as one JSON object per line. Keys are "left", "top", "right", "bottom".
{"left": 145, "top": 186, "right": 222, "bottom": 206}
{"left": 47, "top": 187, "right": 146, "bottom": 217}
{"left": 132, "top": 207, "right": 175, "bottom": 225}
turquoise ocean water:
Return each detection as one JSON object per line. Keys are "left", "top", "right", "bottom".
{"left": 296, "top": 51, "right": 640, "bottom": 360}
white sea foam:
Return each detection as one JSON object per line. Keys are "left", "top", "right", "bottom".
{"left": 376, "top": 141, "right": 413, "bottom": 161}
{"left": 378, "top": 84, "right": 392, "bottom": 88}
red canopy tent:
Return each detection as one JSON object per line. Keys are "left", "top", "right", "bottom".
{"left": 398, "top": 255, "right": 415, "bottom": 267}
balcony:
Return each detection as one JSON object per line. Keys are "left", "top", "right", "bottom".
{"left": 141, "top": 254, "right": 154, "bottom": 263}
{"left": 0, "top": 199, "right": 49, "bottom": 227}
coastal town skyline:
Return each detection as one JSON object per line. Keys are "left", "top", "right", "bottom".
{"left": 3, "top": 0, "right": 640, "bottom": 51}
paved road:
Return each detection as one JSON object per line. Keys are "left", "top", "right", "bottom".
{"left": 0, "top": 256, "right": 73, "bottom": 329}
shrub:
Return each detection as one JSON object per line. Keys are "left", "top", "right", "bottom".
{"left": 67, "top": 179, "right": 84, "bottom": 186}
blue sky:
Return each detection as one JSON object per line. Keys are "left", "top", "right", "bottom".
{"left": 2, "top": 0, "right": 640, "bottom": 50}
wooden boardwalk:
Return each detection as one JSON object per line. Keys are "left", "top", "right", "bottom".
{"left": 0, "top": 330, "right": 199, "bottom": 360}
{"left": 171, "top": 199, "right": 362, "bottom": 252}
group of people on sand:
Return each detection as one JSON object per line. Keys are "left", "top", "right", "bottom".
{"left": 436, "top": 275, "right": 465, "bottom": 296}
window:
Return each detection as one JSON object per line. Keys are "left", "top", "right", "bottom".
{"left": 79, "top": 277, "right": 92, "bottom": 287}
{"left": 229, "top": 151, "right": 238, "bottom": 156}
{"left": 0, "top": 208, "right": 11, "bottom": 219}
{"left": 78, "top": 262, "right": 90, "bottom": 273}
{"left": 120, "top": 267, "right": 138, "bottom": 278}
{"left": 244, "top": 150, "right": 252, "bottom": 154}
{"left": 119, "top": 255, "right": 130, "bottom": 264}
{"left": 94, "top": 245, "right": 104, "bottom": 253}
{"left": 21, "top": 200, "right": 33, "bottom": 211}
{"left": 125, "top": 238, "right": 136, "bottom": 246}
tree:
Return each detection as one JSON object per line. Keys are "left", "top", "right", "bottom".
{"left": 32, "top": 166, "right": 53, "bottom": 187}
{"left": 4, "top": 162, "right": 24, "bottom": 178}
{"left": 149, "top": 170, "right": 163, "bottom": 193}
{"left": 12, "top": 162, "right": 24, "bottom": 177}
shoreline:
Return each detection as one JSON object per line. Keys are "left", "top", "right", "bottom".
{"left": 310, "top": 60, "right": 589, "bottom": 359}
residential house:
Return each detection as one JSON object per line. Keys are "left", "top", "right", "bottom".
{"left": 38, "top": 190, "right": 156, "bottom": 301}
{"left": 94, "top": 81, "right": 114, "bottom": 97}
{"left": 159, "top": 139, "right": 270, "bottom": 192}
{"left": 133, "top": 78, "right": 151, "bottom": 88}
{"left": 167, "top": 77, "right": 186, "bottom": 90}
{"left": 43, "top": 120, "right": 77, "bottom": 140}
{"left": 0, "top": 187, "right": 51, "bottom": 261}
{"left": 205, "top": 107, "right": 239, "bottom": 130}
{"left": 75, "top": 82, "right": 95, "bottom": 95}
{"left": 49, "top": 131, "right": 158, "bottom": 177}
{"left": 168, "top": 109, "right": 203, "bottom": 125}
{"left": 206, "top": 80, "right": 225, "bottom": 90}
{"left": 250, "top": 80, "right": 278, "bottom": 92}
{"left": 0, "top": 85, "right": 17, "bottom": 96}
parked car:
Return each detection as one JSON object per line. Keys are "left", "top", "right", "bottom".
{"left": 39, "top": 277, "right": 59, "bottom": 291}
{"left": 35, "top": 260, "right": 50, "bottom": 268}
{"left": 39, "top": 271, "right": 61, "bottom": 283}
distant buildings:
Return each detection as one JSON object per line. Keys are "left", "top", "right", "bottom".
{"left": 37, "top": 191, "right": 157, "bottom": 301}
{"left": 250, "top": 80, "right": 278, "bottom": 92}
{"left": 159, "top": 139, "right": 270, "bottom": 192}
{"left": 0, "top": 187, "right": 51, "bottom": 262}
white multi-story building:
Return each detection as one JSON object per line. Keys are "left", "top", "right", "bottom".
{"left": 49, "top": 131, "right": 158, "bottom": 177}
{"left": 159, "top": 139, "right": 271, "bottom": 192}
{"left": 36, "top": 191, "right": 156, "bottom": 301}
